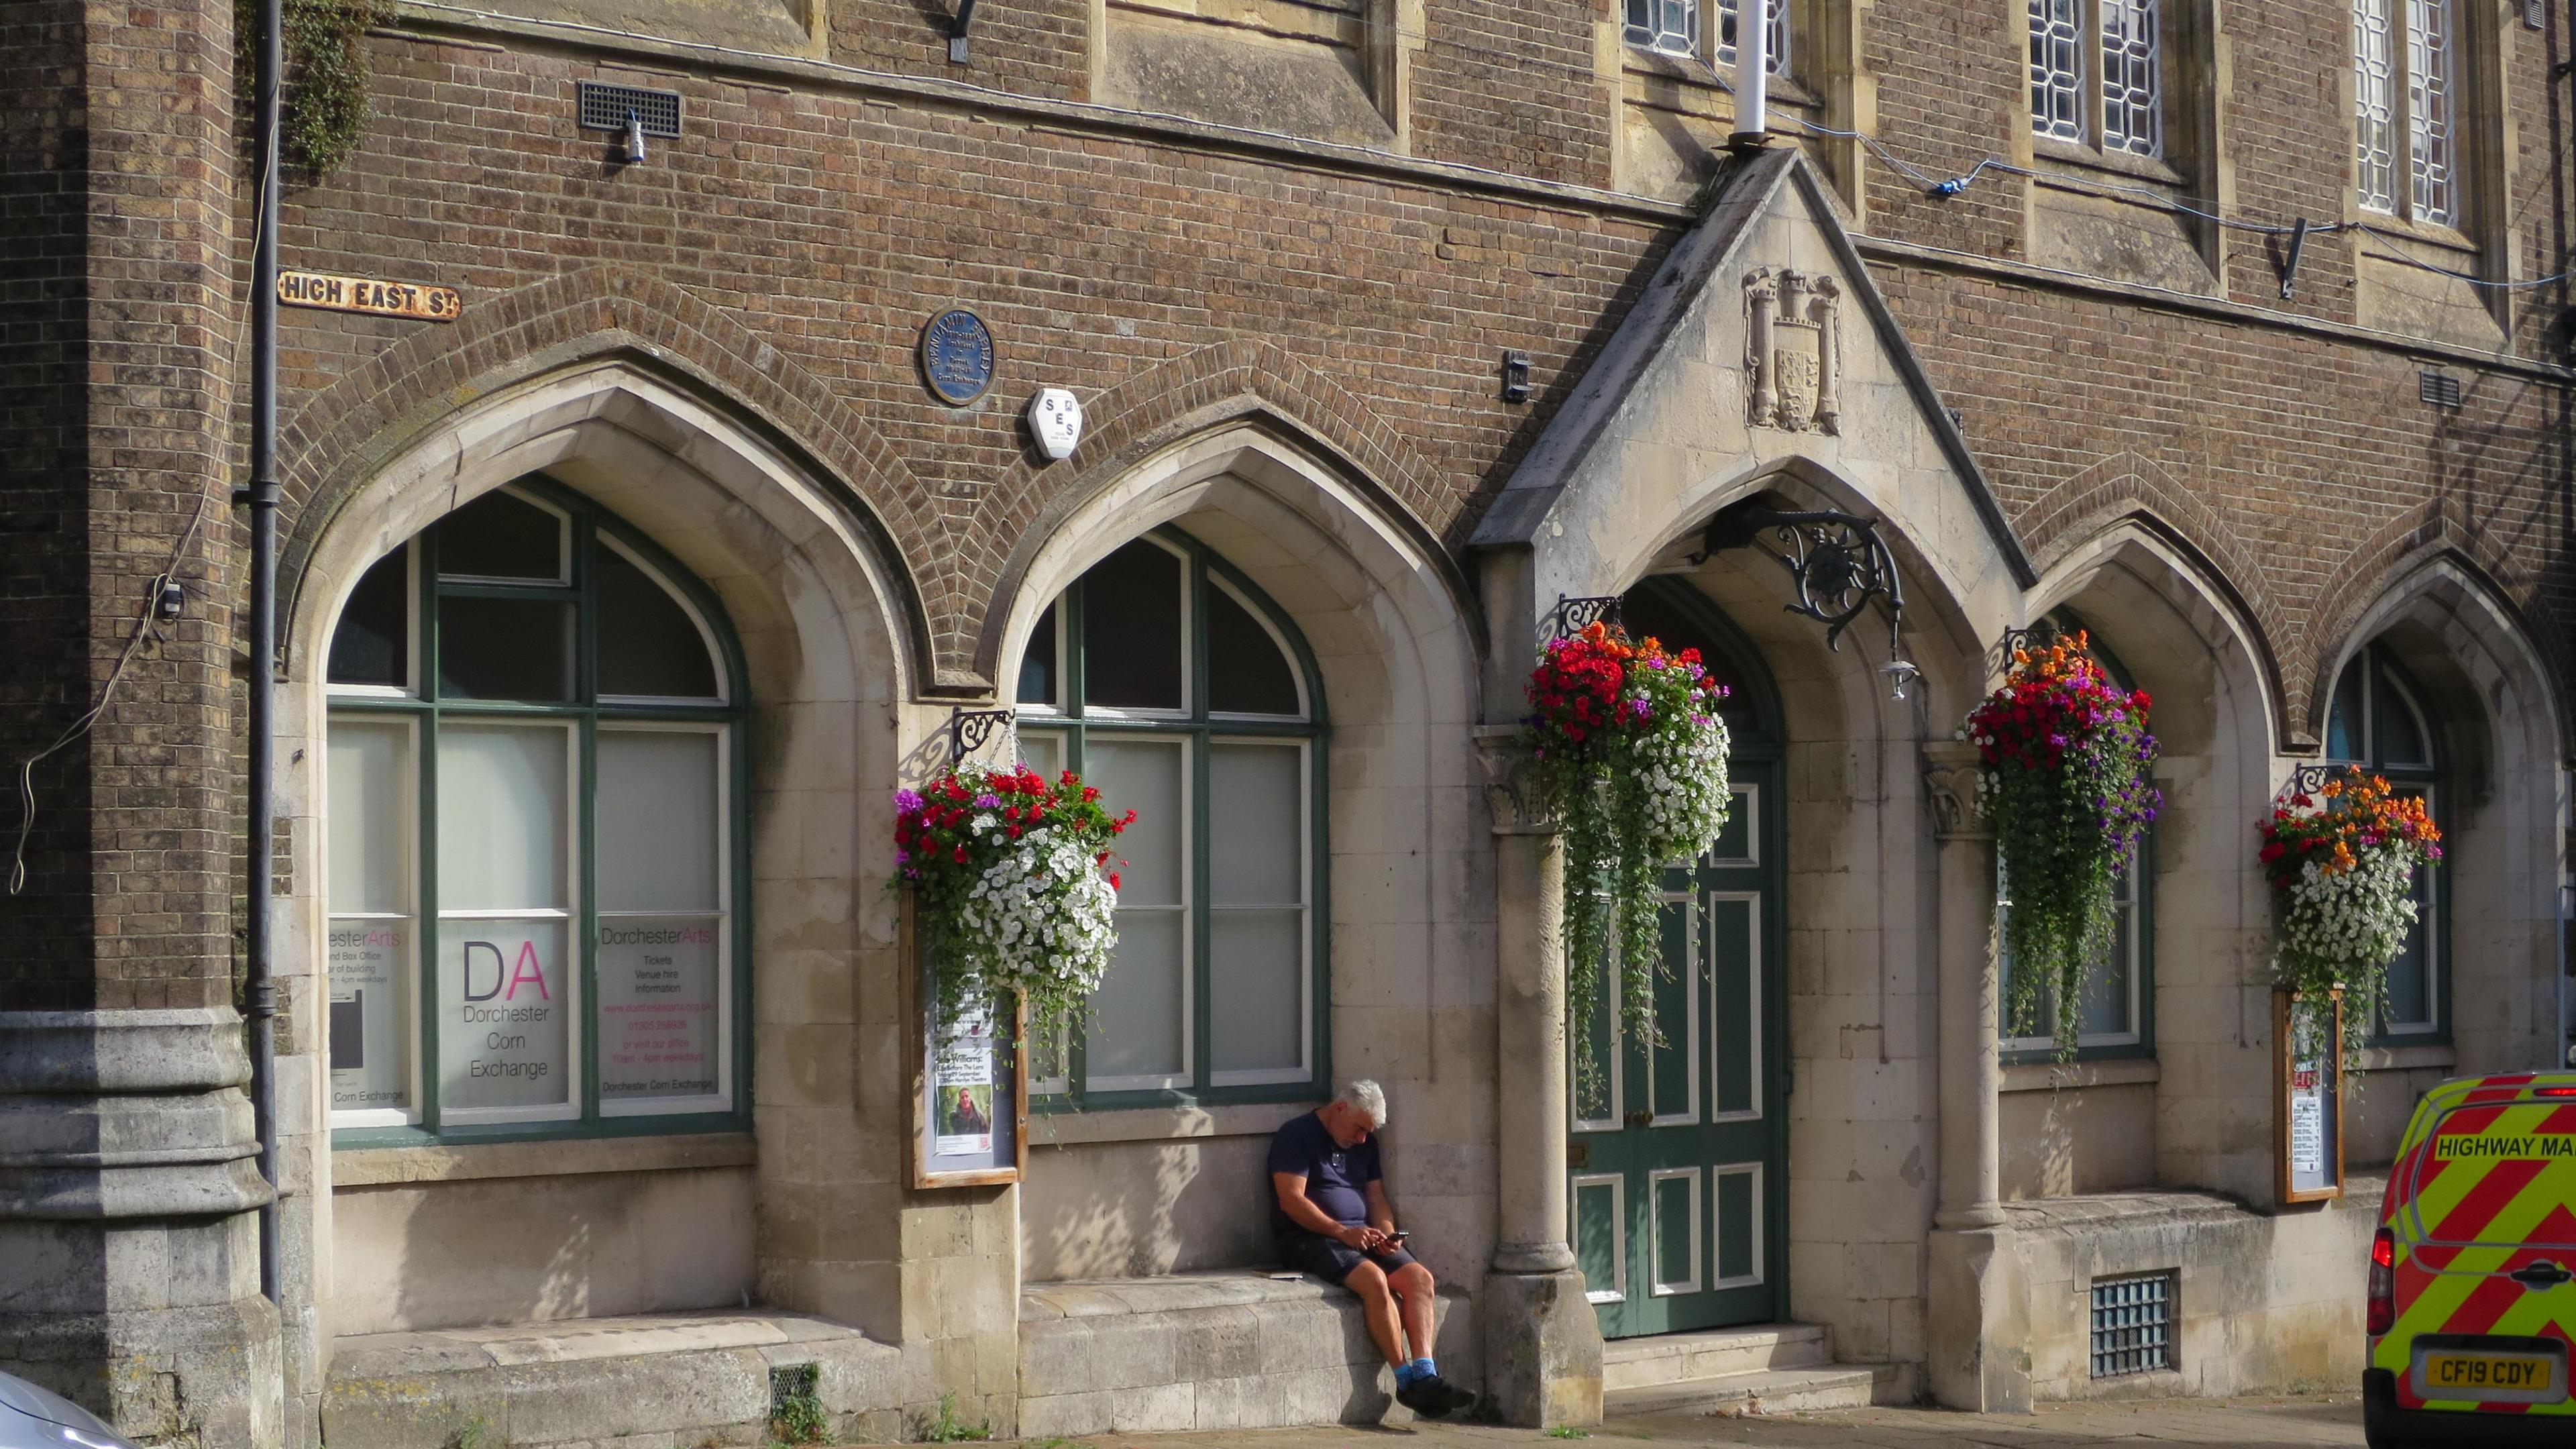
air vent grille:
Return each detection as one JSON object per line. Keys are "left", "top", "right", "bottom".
{"left": 2420, "top": 370, "right": 2463, "bottom": 410}
{"left": 2090, "top": 1273, "right": 2176, "bottom": 1379}
{"left": 578, "top": 81, "right": 682, "bottom": 138}
{"left": 2526, "top": 0, "right": 2545, "bottom": 30}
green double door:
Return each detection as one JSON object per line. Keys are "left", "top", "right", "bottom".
{"left": 1568, "top": 759, "right": 1788, "bottom": 1338}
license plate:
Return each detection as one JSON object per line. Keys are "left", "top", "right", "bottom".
{"left": 2416, "top": 1350, "right": 2563, "bottom": 1401}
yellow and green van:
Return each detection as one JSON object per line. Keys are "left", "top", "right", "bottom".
{"left": 2367, "top": 1071, "right": 2576, "bottom": 1447}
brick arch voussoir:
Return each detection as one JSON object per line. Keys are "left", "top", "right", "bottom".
{"left": 2302, "top": 515, "right": 2566, "bottom": 744}
{"left": 274, "top": 266, "right": 938, "bottom": 682}
{"left": 941, "top": 339, "right": 1447, "bottom": 688}
{"left": 2025, "top": 452, "right": 2294, "bottom": 703}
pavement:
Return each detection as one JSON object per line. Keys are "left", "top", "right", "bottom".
{"left": 857, "top": 1394, "right": 2367, "bottom": 1448}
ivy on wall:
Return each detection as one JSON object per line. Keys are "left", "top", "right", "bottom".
{"left": 236, "top": 0, "right": 381, "bottom": 176}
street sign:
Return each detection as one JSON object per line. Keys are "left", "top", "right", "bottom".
{"left": 278, "top": 270, "right": 462, "bottom": 322}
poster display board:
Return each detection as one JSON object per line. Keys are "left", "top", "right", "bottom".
{"left": 2274, "top": 987, "right": 2346, "bottom": 1205}
{"left": 904, "top": 896, "right": 1026, "bottom": 1188}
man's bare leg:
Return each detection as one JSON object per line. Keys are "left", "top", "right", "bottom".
{"left": 1390, "top": 1263, "right": 1438, "bottom": 1361}
{"left": 1344, "top": 1261, "right": 1407, "bottom": 1368}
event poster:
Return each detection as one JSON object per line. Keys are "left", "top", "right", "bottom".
{"left": 327, "top": 918, "right": 411, "bottom": 1114}
{"left": 933, "top": 1007, "right": 999, "bottom": 1157}
{"left": 597, "top": 916, "right": 722, "bottom": 1103}
{"left": 2276, "top": 990, "right": 2344, "bottom": 1202}
{"left": 437, "top": 920, "right": 572, "bottom": 1112}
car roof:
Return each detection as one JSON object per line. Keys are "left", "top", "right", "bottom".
{"left": 2414, "top": 1071, "right": 2576, "bottom": 1115}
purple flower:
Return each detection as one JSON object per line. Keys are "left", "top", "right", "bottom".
{"left": 975, "top": 793, "right": 1003, "bottom": 809}
{"left": 894, "top": 788, "right": 925, "bottom": 814}
{"left": 894, "top": 848, "right": 911, "bottom": 864}
{"left": 1629, "top": 698, "right": 1652, "bottom": 719}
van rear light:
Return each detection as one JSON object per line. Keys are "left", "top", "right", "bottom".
{"left": 2535, "top": 1085, "right": 2576, "bottom": 1097}
{"left": 2368, "top": 1227, "right": 2398, "bottom": 1337}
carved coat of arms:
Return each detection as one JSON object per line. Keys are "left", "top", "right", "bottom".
{"left": 1743, "top": 268, "right": 1841, "bottom": 435}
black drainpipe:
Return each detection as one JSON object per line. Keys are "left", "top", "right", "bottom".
{"left": 241, "top": 0, "right": 284, "bottom": 1309}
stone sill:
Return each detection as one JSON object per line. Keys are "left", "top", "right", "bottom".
{"left": 2358, "top": 1042, "right": 2455, "bottom": 1073}
{"left": 2002, "top": 1057, "right": 2161, "bottom": 1093}
{"left": 1032, "top": 1100, "right": 1323, "bottom": 1147}
{"left": 331, "top": 1132, "right": 757, "bottom": 1187}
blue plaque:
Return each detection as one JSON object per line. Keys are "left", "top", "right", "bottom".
{"left": 920, "top": 308, "right": 996, "bottom": 406}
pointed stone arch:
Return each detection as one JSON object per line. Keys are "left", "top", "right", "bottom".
{"left": 2022, "top": 452, "right": 2293, "bottom": 741}
{"left": 2304, "top": 511, "right": 2568, "bottom": 749}
{"left": 955, "top": 339, "right": 1462, "bottom": 690}
{"left": 274, "top": 265, "right": 936, "bottom": 688}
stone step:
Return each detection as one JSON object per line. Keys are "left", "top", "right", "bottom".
{"left": 1600, "top": 1322, "right": 1831, "bottom": 1391}
{"left": 1604, "top": 1363, "right": 1898, "bottom": 1419}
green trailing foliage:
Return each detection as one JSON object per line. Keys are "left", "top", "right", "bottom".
{"left": 237, "top": 0, "right": 381, "bottom": 176}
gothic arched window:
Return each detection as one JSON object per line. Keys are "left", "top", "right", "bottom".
{"left": 323, "top": 480, "right": 749, "bottom": 1140}
{"left": 1014, "top": 531, "right": 1328, "bottom": 1106}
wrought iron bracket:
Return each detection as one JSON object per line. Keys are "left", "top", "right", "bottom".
{"left": 2275, "top": 761, "right": 2347, "bottom": 806}
{"left": 1542, "top": 594, "right": 1624, "bottom": 645}
{"left": 948, "top": 706, "right": 1014, "bottom": 763}
{"left": 1696, "top": 506, "right": 1904, "bottom": 654}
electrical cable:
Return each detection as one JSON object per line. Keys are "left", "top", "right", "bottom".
{"left": 3, "top": 119, "right": 265, "bottom": 899}
{"left": 1781, "top": 114, "right": 2576, "bottom": 290}
{"left": 9, "top": 489, "right": 217, "bottom": 896}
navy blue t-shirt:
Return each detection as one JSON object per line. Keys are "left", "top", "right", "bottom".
{"left": 1267, "top": 1110, "right": 1380, "bottom": 1236}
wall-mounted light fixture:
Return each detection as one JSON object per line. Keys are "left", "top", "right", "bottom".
{"left": 1697, "top": 503, "right": 1919, "bottom": 699}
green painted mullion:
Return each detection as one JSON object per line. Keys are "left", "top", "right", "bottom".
{"left": 1187, "top": 543, "right": 1214, "bottom": 1093}
{"left": 1307, "top": 729, "right": 1330, "bottom": 1096}
{"left": 1191, "top": 731, "right": 1213, "bottom": 1093}
{"left": 419, "top": 519, "right": 444, "bottom": 1134}
{"left": 1065, "top": 576, "right": 1089, "bottom": 1106}
{"left": 437, "top": 581, "right": 581, "bottom": 602}
{"left": 423, "top": 700, "right": 591, "bottom": 720}
{"left": 730, "top": 718, "right": 754, "bottom": 1118}
{"left": 575, "top": 518, "right": 600, "bottom": 1128}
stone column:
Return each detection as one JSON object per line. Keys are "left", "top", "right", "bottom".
{"left": 1474, "top": 727, "right": 1603, "bottom": 1428}
{"left": 1919, "top": 742, "right": 2029, "bottom": 1412}
{"left": 0, "top": 1010, "right": 283, "bottom": 1443}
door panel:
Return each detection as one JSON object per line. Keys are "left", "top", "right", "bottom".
{"left": 1572, "top": 762, "right": 1786, "bottom": 1338}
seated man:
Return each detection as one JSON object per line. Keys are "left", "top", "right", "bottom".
{"left": 1269, "top": 1079, "right": 1476, "bottom": 1418}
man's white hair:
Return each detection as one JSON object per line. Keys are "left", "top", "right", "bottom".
{"left": 1338, "top": 1079, "right": 1387, "bottom": 1127}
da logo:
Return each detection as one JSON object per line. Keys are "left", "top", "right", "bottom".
{"left": 462, "top": 940, "right": 554, "bottom": 1002}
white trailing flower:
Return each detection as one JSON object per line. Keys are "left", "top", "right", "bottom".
{"left": 949, "top": 824, "right": 1118, "bottom": 1010}
{"left": 1629, "top": 696, "right": 1732, "bottom": 864}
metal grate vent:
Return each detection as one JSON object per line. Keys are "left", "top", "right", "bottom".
{"left": 2526, "top": 0, "right": 2545, "bottom": 30}
{"left": 2090, "top": 1273, "right": 2176, "bottom": 1379}
{"left": 578, "top": 81, "right": 682, "bottom": 138}
{"left": 2420, "top": 370, "right": 2463, "bottom": 410}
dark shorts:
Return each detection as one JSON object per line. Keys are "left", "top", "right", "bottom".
{"left": 1276, "top": 1227, "right": 1419, "bottom": 1285}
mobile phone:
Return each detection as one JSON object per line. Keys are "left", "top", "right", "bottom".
{"left": 1387, "top": 1230, "right": 1411, "bottom": 1242}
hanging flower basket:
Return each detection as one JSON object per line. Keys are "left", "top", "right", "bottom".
{"left": 1964, "top": 629, "right": 2161, "bottom": 1055}
{"left": 1524, "top": 621, "right": 1732, "bottom": 1079}
{"left": 2259, "top": 767, "right": 2441, "bottom": 1069}
{"left": 894, "top": 763, "right": 1134, "bottom": 1044}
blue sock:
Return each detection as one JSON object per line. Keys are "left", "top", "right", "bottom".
{"left": 1411, "top": 1356, "right": 1437, "bottom": 1381}
{"left": 1395, "top": 1363, "right": 1422, "bottom": 1387}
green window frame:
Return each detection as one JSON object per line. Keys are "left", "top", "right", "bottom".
{"left": 1999, "top": 619, "right": 2157, "bottom": 1064}
{"left": 324, "top": 477, "right": 753, "bottom": 1148}
{"left": 1012, "top": 528, "right": 1331, "bottom": 1111}
{"left": 2324, "top": 642, "right": 2449, "bottom": 1045}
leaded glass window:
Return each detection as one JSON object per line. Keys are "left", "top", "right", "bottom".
{"left": 2031, "top": 0, "right": 2084, "bottom": 142}
{"left": 2406, "top": 0, "right": 2456, "bottom": 223}
{"left": 1625, "top": 0, "right": 1699, "bottom": 60}
{"left": 2324, "top": 645, "right": 2446, "bottom": 1038}
{"left": 2357, "top": 0, "right": 2459, "bottom": 225}
{"left": 1016, "top": 531, "right": 1328, "bottom": 1106}
{"left": 1716, "top": 0, "right": 1788, "bottom": 73}
{"left": 325, "top": 481, "right": 748, "bottom": 1140}
{"left": 2100, "top": 0, "right": 2162, "bottom": 156}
